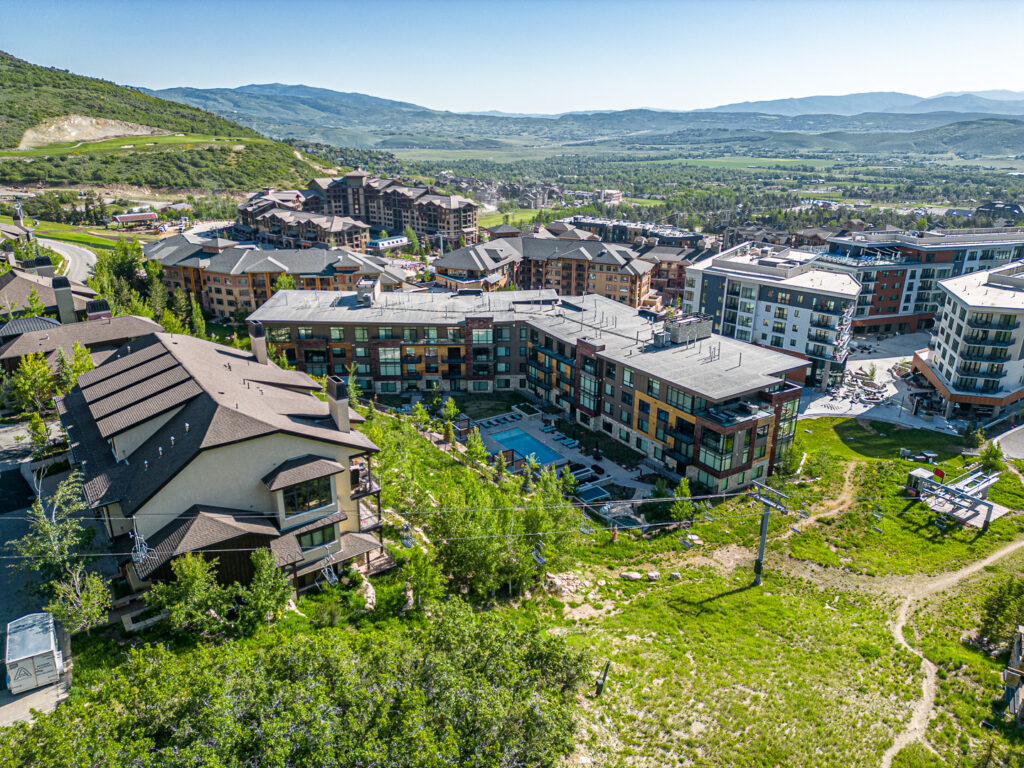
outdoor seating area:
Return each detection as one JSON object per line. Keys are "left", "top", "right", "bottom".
{"left": 476, "top": 412, "right": 523, "bottom": 429}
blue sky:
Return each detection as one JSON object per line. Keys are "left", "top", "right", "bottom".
{"left": 4, "top": 0, "right": 1023, "bottom": 113}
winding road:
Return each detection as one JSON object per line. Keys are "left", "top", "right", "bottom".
{"left": 40, "top": 238, "right": 96, "bottom": 283}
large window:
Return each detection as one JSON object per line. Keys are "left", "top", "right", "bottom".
{"left": 268, "top": 327, "right": 291, "bottom": 343}
{"left": 472, "top": 328, "right": 493, "bottom": 345}
{"left": 283, "top": 477, "right": 333, "bottom": 517}
{"left": 297, "top": 524, "right": 336, "bottom": 551}
{"left": 379, "top": 347, "right": 401, "bottom": 376}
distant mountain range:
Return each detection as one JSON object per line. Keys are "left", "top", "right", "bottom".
{"left": 146, "top": 84, "right": 1024, "bottom": 153}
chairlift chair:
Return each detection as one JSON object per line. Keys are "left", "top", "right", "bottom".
{"left": 400, "top": 522, "right": 414, "bottom": 549}
{"left": 872, "top": 525, "right": 884, "bottom": 534}
{"left": 789, "top": 526, "right": 802, "bottom": 536}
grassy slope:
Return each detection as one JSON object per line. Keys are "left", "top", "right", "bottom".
{"left": 0, "top": 51, "right": 318, "bottom": 189}
{"left": 0, "top": 51, "right": 255, "bottom": 148}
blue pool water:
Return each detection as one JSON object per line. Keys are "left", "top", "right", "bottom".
{"left": 491, "top": 428, "right": 564, "bottom": 466}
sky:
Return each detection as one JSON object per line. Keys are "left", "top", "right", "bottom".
{"left": 3, "top": 0, "right": 1024, "bottom": 114}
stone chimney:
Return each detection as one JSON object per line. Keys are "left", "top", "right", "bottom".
{"left": 51, "top": 276, "right": 77, "bottom": 324}
{"left": 326, "top": 375, "right": 350, "bottom": 432}
{"left": 248, "top": 320, "right": 268, "bottom": 364}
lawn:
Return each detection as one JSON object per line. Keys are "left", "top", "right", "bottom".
{"left": 796, "top": 417, "right": 967, "bottom": 464}
{"left": 450, "top": 391, "right": 534, "bottom": 419}
{"left": 478, "top": 208, "right": 539, "bottom": 230}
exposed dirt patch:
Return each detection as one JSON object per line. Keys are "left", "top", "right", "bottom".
{"left": 18, "top": 115, "right": 164, "bottom": 150}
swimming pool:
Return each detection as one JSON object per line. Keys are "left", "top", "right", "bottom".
{"left": 491, "top": 428, "right": 564, "bottom": 466}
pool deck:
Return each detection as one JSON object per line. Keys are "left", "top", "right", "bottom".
{"left": 475, "top": 412, "right": 654, "bottom": 499}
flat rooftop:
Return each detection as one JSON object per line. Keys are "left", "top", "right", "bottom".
{"left": 939, "top": 260, "right": 1024, "bottom": 311}
{"left": 830, "top": 227, "right": 1024, "bottom": 251}
{"left": 692, "top": 242, "right": 860, "bottom": 298}
{"left": 249, "top": 290, "right": 804, "bottom": 402}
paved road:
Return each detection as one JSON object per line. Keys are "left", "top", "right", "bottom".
{"left": 39, "top": 238, "right": 96, "bottom": 283}
{"left": 996, "top": 423, "right": 1024, "bottom": 459}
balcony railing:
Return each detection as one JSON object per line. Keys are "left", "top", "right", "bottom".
{"left": 966, "top": 317, "right": 1020, "bottom": 331}
{"left": 350, "top": 466, "right": 381, "bottom": 500}
{"left": 358, "top": 500, "right": 382, "bottom": 532}
{"left": 963, "top": 335, "right": 1015, "bottom": 348}
{"left": 958, "top": 350, "right": 1010, "bottom": 363}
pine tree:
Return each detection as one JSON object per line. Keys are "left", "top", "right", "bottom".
{"left": 465, "top": 428, "right": 488, "bottom": 464}
{"left": 272, "top": 273, "right": 296, "bottom": 292}
{"left": 443, "top": 420, "right": 455, "bottom": 447}
{"left": 54, "top": 348, "right": 74, "bottom": 393}
{"left": 189, "top": 295, "right": 206, "bottom": 339}
{"left": 170, "top": 286, "right": 190, "bottom": 317}
{"left": 669, "top": 478, "right": 694, "bottom": 522}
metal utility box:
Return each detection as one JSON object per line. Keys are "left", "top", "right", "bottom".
{"left": 5, "top": 613, "right": 63, "bottom": 694}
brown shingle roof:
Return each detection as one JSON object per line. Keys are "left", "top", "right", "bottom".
{"left": 262, "top": 454, "right": 346, "bottom": 492}
{"left": 0, "top": 269, "right": 96, "bottom": 315}
{"left": 0, "top": 315, "right": 162, "bottom": 366}
{"left": 134, "top": 505, "right": 279, "bottom": 579}
{"left": 57, "top": 333, "right": 378, "bottom": 520}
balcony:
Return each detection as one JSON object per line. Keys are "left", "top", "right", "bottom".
{"left": 350, "top": 466, "right": 381, "bottom": 500}
{"left": 442, "top": 355, "right": 465, "bottom": 363}
{"left": 956, "top": 363, "right": 1004, "bottom": 377}
{"left": 528, "top": 358, "right": 553, "bottom": 374}
{"left": 536, "top": 346, "right": 576, "bottom": 366}
{"left": 358, "top": 500, "right": 382, "bottom": 532}
{"left": 809, "top": 316, "right": 840, "bottom": 331}
{"left": 698, "top": 402, "right": 771, "bottom": 428}
{"left": 958, "top": 350, "right": 1010, "bottom": 363}
{"left": 963, "top": 334, "right": 1015, "bottom": 348}
{"left": 526, "top": 374, "right": 552, "bottom": 391}
{"left": 402, "top": 354, "right": 422, "bottom": 363}
{"left": 966, "top": 317, "right": 1020, "bottom": 331}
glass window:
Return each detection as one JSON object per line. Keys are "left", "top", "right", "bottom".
{"left": 471, "top": 328, "right": 493, "bottom": 345}
{"left": 330, "top": 327, "right": 345, "bottom": 341}
{"left": 297, "top": 524, "right": 336, "bottom": 551}
{"left": 378, "top": 327, "right": 392, "bottom": 339}
{"left": 622, "top": 367, "right": 634, "bottom": 388}
{"left": 403, "top": 327, "right": 418, "bottom": 342}
{"left": 283, "top": 477, "right": 333, "bottom": 517}
{"left": 354, "top": 327, "right": 368, "bottom": 342}
{"left": 298, "top": 326, "right": 313, "bottom": 340}
{"left": 268, "top": 327, "right": 291, "bottom": 343}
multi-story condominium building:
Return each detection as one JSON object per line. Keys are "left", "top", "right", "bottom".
{"left": 433, "top": 236, "right": 696, "bottom": 308}
{"left": 251, "top": 208, "right": 370, "bottom": 251}
{"left": 913, "top": 261, "right": 1024, "bottom": 420}
{"left": 307, "top": 170, "right": 479, "bottom": 246}
{"left": 56, "top": 332, "right": 390, "bottom": 593}
{"left": 683, "top": 243, "right": 859, "bottom": 388}
{"left": 148, "top": 234, "right": 416, "bottom": 318}
{"left": 249, "top": 289, "right": 804, "bottom": 491}
{"left": 566, "top": 215, "right": 702, "bottom": 248}
{"left": 822, "top": 227, "right": 1024, "bottom": 335}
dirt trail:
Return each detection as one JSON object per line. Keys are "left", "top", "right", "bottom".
{"left": 779, "top": 461, "right": 861, "bottom": 541}
{"left": 879, "top": 537, "right": 1024, "bottom": 768}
